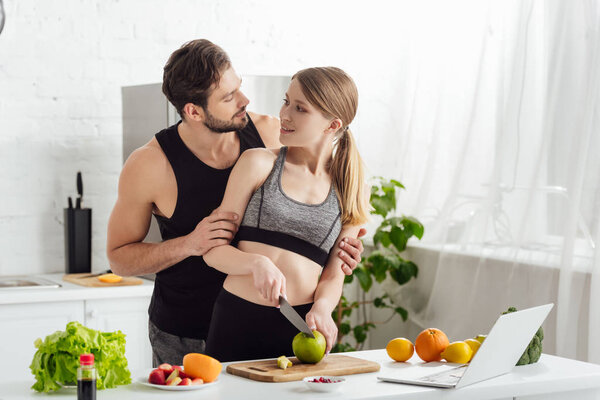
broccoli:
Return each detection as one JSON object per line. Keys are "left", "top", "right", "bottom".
{"left": 502, "top": 307, "right": 544, "bottom": 365}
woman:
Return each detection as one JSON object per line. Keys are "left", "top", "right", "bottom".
{"left": 203, "top": 67, "right": 369, "bottom": 362}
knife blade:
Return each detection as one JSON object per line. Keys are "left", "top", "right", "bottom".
{"left": 279, "top": 295, "right": 315, "bottom": 338}
{"left": 74, "top": 269, "right": 112, "bottom": 279}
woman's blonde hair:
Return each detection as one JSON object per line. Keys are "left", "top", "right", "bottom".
{"left": 292, "top": 67, "right": 369, "bottom": 225}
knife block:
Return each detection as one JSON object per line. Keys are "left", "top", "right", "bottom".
{"left": 64, "top": 208, "right": 92, "bottom": 274}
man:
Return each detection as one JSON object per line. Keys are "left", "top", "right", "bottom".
{"left": 107, "top": 39, "right": 365, "bottom": 366}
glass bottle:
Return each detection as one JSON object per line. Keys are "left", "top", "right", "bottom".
{"left": 77, "top": 353, "right": 96, "bottom": 400}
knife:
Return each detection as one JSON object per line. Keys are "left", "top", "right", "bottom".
{"left": 279, "top": 295, "right": 315, "bottom": 338}
{"left": 76, "top": 171, "right": 83, "bottom": 208}
{"left": 74, "top": 269, "right": 112, "bottom": 279}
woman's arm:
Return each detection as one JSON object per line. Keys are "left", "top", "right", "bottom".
{"left": 305, "top": 224, "right": 362, "bottom": 354}
{"left": 203, "top": 148, "right": 288, "bottom": 302}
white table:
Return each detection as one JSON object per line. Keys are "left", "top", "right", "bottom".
{"left": 2, "top": 350, "right": 600, "bottom": 400}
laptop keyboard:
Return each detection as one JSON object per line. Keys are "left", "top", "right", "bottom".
{"left": 419, "top": 365, "right": 468, "bottom": 385}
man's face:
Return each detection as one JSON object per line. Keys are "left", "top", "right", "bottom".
{"left": 202, "top": 67, "right": 250, "bottom": 133}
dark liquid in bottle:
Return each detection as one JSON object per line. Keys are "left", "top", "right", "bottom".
{"left": 77, "top": 379, "right": 96, "bottom": 400}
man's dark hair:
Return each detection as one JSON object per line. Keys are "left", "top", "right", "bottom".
{"left": 162, "top": 39, "right": 231, "bottom": 119}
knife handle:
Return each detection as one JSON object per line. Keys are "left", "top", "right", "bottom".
{"left": 77, "top": 171, "right": 83, "bottom": 197}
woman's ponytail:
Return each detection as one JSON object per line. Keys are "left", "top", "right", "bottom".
{"left": 293, "top": 67, "right": 370, "bottom": 225}
{"left": 330, "top": 128, "right": 369, "bottom": 225}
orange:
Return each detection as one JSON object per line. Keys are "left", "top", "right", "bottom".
{"left": 97, "top": 273, "right": 122, "bottom": 283}
{"left": 183, "top": 353, "right": 222, "bottom": 383}
{"left": 386, "top": 338, "right": 414, "bottom": 362}
{"left": 415, "top": 328, "right": 449, "bottom": 362}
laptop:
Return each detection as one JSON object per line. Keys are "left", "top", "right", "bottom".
{"left": 377, "top": 303, "right": 553, "bottom": 389}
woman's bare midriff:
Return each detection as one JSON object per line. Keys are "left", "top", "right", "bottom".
{"left": 222, "top": 241, "right": 322, "bottom": 307}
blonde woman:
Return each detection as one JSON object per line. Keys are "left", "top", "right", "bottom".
{"left": 203, "top": 67, "right": 369, "bottom": 362}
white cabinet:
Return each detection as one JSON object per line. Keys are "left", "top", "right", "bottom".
{"left": 0, "top": 295, "right": 151, "bottom": 383}
{"left": 85, "top": 297, "right": 152, "bottom": 372}
{"left": 0, "top": 301, "right": 84, "bottom": 383}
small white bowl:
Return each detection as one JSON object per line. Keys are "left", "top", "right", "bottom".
{"left": 303, "top": 376, "right": 346, "bottom": 392}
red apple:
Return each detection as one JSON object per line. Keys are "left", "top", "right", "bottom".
{"left": 178, "top": 378, "right": 192, "bottom": 386}
{"left": 148, "top": 369, "right": 166, "bottom": 385}
{"left": 192, "top": 378, "right": 204, "bottom": 385}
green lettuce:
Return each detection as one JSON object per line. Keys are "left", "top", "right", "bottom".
{"left": 29, "top": 321, "right": 131, "bottom": 392}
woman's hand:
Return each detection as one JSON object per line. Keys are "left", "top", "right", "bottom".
{"left": 305, "top": 303, "right": 338, "bottom": 355}
{"left": 251, "top": 255, "right": 287, "bottom": 305}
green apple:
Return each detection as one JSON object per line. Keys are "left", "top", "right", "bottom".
{"left": 292, "top": 331, "right": 326, "bottom": 364}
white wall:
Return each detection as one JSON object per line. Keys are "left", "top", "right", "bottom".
{"left": 0, "top": 0, "right": 500, "bottom": 275}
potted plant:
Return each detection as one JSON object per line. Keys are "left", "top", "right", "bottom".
{"left": 332, "top": 177, "right": 424, "bottom": 352}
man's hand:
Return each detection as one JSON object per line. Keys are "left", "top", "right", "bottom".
{"left": 305, "top": 303, "right": 338, "bottom": 355}
{"left": 337, "top": 227, "right": 367, "bottom": 275}
{"left": 184, "top": 210, "right": 239, "bottom": 256}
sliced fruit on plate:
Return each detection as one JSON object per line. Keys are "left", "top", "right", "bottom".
{"left": 191, "top": 378, "right": 204, "bottom": 385}
{"left": 178, "top": 378, "right": 192, "bottom": 386}
{"left": 158, "top": 363, "right": 174, "bottom": 375}
{"left": 148, "top": 369, "right": 166, "bottom": 385}
{"left": 166, "top": 376, "right": 182, "bottom": 386}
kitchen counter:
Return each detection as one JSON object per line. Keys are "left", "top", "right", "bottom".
{"left": 3, "top": 350, "right": 600, "bottom": 400}
{"left": 0, "top": 273, "right": 154, "bottom": 305}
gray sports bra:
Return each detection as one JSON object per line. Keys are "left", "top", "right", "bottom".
{"left": 235, "top": 146, "right": 342, "bottom": 266}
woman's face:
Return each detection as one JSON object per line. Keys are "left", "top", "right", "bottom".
{"left": 279, "top": 79, "right": 338, "bottom": 147}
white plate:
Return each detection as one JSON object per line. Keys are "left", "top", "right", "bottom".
{"left": 137, "top": 369, "right": 219, "bottom": 391}
{"left": 303, "top": 376, "right": 346, "bottom": 392}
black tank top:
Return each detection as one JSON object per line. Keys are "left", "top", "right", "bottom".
{"left": 149, "top": 115, "right": 265, "bottom": 339}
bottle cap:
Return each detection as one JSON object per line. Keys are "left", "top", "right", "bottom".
{"left": 79, "top": 353, "right": 94, "bottom": 365}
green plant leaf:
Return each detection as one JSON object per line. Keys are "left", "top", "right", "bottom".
{"left": 353, "top": 325, "right": 367, "bottom": 343}
{"left": 344, "top": 273, "right": 354, "bottom": 284}
{"left": 373, "top": 228, "right": 391, "bottom": 248}
{"left": 340, "top": 322, "right": 351, "bottom": 335}
{"left": 390, "top": 225, "right": 408, "bottom": 252}
{"left": 390, "top": 260, "right": 418, "bottom": 285}
{"left": 370, "top": 257, "right": 388, "bottom": 283}
{"left": 354, "top": 267, "right": 372, "bottom": 292}
{"left": 401, "top": 216, "right": 425, "bottom": 240}
{"left": 370, "top": 196, "right": 394, "bottom": 218}
{"left": 373, "top": 297, "right": 389, "bottom": 308}
{"left": 390, "top": 179, "right": 405, "bottom": 189}
{"left": 332, "top": 342, "right": 356, "bottom": 353}
{"left": 394, "top": 307, "right": 408, "bottom": 321}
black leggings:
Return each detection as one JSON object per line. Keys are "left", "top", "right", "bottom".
{"left": 205, "top": 288, "right": 313, "bottom": 362}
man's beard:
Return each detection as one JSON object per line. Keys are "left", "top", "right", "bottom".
{"left": 204, "top": 108, "right": 248, "bottom": 133}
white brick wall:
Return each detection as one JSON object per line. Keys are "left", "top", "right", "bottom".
{"left": 0, "top": 0, "right": 496, "bottom": 275}
{"left": 0, "top": 0, "right": 408, "bottom": 275}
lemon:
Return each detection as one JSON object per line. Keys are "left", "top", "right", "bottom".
{"left": 386, "top": 338, "right": 414, "bottom": 362}
{"left": 441, "top": 341, "right": 473, "bottom": 364}
{"left": 277, "top": 355, "right": 292, "bottom": 370}
{"left": 474, "top": 334, "right": 487, "bottom": 344}
{"left": 464, "top": 339, "right": 481, "bottom": 360}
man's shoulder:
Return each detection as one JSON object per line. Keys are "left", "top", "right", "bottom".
{"left": 239, "top": 147, "right": 278, "bottom": 166}
{"left": 125, "top": 138, "right": 167, "bottom": 170}
{"left": 248, "top": 112, "right": 281, "bottom": 148}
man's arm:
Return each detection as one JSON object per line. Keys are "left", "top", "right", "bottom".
{"left": 106, "top": 144, "right": 237, "bottom": 276}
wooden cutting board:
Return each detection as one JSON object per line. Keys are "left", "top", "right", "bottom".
{"left": 226, "top": 354, "right": 380, "bottom": 382}
{"left": 63, "top": 273, "right": 143, "bottom": 287}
